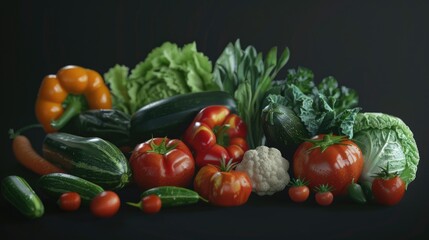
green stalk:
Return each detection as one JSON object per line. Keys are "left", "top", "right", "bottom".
{"left": 51, "top": 95, "right": 86, "bottom": 130}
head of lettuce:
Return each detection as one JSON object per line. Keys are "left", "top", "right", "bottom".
{"left": 104, "top": 42, "right": 219, "bottom": 115}
{"left": 353, "top": 112, "right": 420, "bottom": 187}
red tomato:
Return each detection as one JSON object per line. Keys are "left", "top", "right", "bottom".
{"left": 372, "top": 176, "right": 405, "bottom": 206}
{"left": 141, "top": 195, "right": 162, "bottom": 214}
{"left": 90, "top": 191, "right": 121, "bottom": 218}
{"left": 58, "top": 192, "right": 81, "bottom": 211}
{"left": 315, "top": 192, "right": 334, "bottom": 206}
{"left": 194, "top": 160, "right": 252, "bottom": 207}
{"left": 288, "top": 178, "right": 310, "bottom": 203}
{"left": 129, "top": 138, "right": 195, "bottom": 190}
{"left": 293, "top": 134, "right": 363, "bottom": 196}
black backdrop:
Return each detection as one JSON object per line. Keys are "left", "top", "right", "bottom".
{"left": 1, "top": 0, "right": 428, "bottom": 239}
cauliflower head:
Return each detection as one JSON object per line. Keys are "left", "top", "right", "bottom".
{"left": 236, "top": 146, "right": 290, "bottom": 196}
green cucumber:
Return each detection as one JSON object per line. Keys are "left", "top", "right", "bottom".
{"left": 1, "top": 175, "right": 44, "bottom": 218}
{"left": 140, "top": 186, "right": 207, "bottom": 207}
{"left": 38, "top": 173, "right": 104, "bottom": 204}
{"left": 262, "top": 102, "right": 309, "bottom": 158}
{"left": 42, "top": 132, "right": 131, "bottom": 190}
{"left": 130, "top": 91, "right": 237, "bottom": 145}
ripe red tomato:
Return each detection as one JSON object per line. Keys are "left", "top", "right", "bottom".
{"left": 58, "top": 192, "right": 81, "bottom": 211}
{"left": 289, "top": 186, "right": 310, "bottom": 203}
{"left": 194, "top": 160, "right": 252, "bottom": 207}
{"left": 315, "top": 192, "right": 334, "bottom": 206}
{"left": 372, "top": 176, "right": 405, "bottom": 206}
{"left": 141, "top": 195, "right": 162, "bottom": 214}
{"left": 129, "top": 138, "right": 195, "bottom": 190}
{"left": 293, "top": 134, "right": 363, "bottom": 196}
{"left": 90, "top": 191, "right": 121, "bottom": 218}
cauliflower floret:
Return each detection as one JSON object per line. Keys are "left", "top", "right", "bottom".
{"left": 236, "top": 146, "right": 290, "bottom": 196}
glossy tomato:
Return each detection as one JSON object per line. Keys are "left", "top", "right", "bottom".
{"left": 129, "top": 137, "right": 195, "bottom": 190}
{"left": 58, "top": 192, "right": 81, "bottom": 211}
{"left": 141, "top": 195, "right": 162, "bottom": 214}
{"left": 372, "top": 166, "right": 406, "bottom": 206}
{"left": 293, "top": 134, "right": 363, "bottom": 196}
{"left": 90, "top": 191, "right": 121, "bottom": 218}
{"left": 194, "top": 159, "right": 252, "bottom": 207}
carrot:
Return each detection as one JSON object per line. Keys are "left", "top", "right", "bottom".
{"left": 12, "top": 135, "right": 65, "bottom": 175}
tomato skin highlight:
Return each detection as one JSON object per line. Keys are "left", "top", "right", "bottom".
{"left": 58, "top": 192, "right": 81, "bottom": 211}
{"left": 372, "top": 176, "right": 405, "bottom": 206}
{"left": 90, "top": 191, "right": 121, "bottom": 218}
{"left": 315, "top": 192, "right": 334, "bottom": 206}
{"left": 293, "top": 134, "right": 363, "bottom": 196}
{"left": 288, "top": 186, "right": 310, "bottom": 203}
{"left": 194, "top": 164, "right": 252, "bottom": 207}
{"left": 129, "top": 138, "right": 195, "bottom": 190}
{"left": 141, "top": 195, "right": 162, "bottom": 214}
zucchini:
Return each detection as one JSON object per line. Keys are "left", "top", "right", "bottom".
{"left": 129, "top": 91, "right": 237, "bottom": 145}
{"left": 61, "top": 109, "right": 130, "bottom": 148}
{"left": 1, "top": 175, "right": 44, "bottom": 218}
{"left": 38, "top": 173, "right": 104, "bottom": 204}
{"left": 262, "top": 102, "right": 309, "bottom": 158}
{"left": 42, "top": 132, "right": 131, "bottom": 190}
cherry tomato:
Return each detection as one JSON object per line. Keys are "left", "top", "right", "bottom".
{"left": 141, "top": 195, "right": 162, "bottom": 214}
{"left": 129, "top": 138, "right": 195, "bottom": 190}
{"left": 90, "top": 191, "right": 121, "bottom": 218}
{"left": 314, "top": 184, "right": 334, "bottom": 206}
{"left": 288, "top": 179, "right": 310, "bottom": 203}
{"left": 315, "top": 192, "right": 334, "bottom": 206}
{"left": 58, "top": 192, "right": 81, "bottom": 211}
{"left": 293, "top": 134, "right": 363, "bottom": 196}
{"left": 194, "top": 159, "right": 252, "bottom": 207}
{"left": 372, "top": 176, "right": 405, "bottom": 206}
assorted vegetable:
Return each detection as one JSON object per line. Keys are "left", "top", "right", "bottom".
{"left": 90, "top": 191, "right": 121, "bottom": 218}
{"left": 236, "top": 146, "right": 290, "bottom": 196}
{"left": 1, "top": 175, "right": 44, "bottom": 218}
{"left": 352, "top": 112, "right": 419, "bottom": 186}
{"left": 129, "top": 138, "right": 195, "bottom": 190}
{"left": 38, "top": 173, "right": 104, "bottom": 205}
{"left": 293, "top": 134, "right": 363, "bottom": 196}
{"left": 193, "top": 158, "right": 252, "bottom": 207}
{"left": 4, "top": 40, "right": 421, "bottom": 218}
{"left": 140, "top": 186, "right": 207, "bottom": 207}
{"left": 130, "top": 91, "right": 237, "bottom": 145}
{"left": 314, "top": 184, "right": 334, "bottom": 206}
{"left": 104, "top": 42, "right": 218, "bottom": 115}
{"left": 263, "top": 67, "right": 361, "bottom": 158}
{"left": 213, "top": 40, "right": 290, "bottom": 149}
{"left": 288, "top": 178, "right": 310, "bottom": 203}
{"left": 35, "top": 65, "right": 112, "bottom": 132}
{"left": 371, "top": 165, "right": 406, "bottom": 206}
{"left": 184, "top": 105, "right": 248, "bottom": 167}
{"left": 9, "top": 134, "right": 65, "bottom": 175}
{"left": 58, "top": 192, "right": 81, "bottom": 211}
{"left": 42, "top": 133, "right": 131, "bottom": 190}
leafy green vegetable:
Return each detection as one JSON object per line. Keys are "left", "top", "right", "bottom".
{"left": 353, "top": 112, "right": 420, "bottom": 186}
{"left": 213, "top": 39, "right": 290, "bottom": 148}
{"left": 104, "top": 42, "right": 218, "bottom": 115}
{"left": 277, "top": 67, "right": 360, "bottom": 138}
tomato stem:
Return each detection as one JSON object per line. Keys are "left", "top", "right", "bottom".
{"left": 305, "top": 133, "right": 350, "bottom": 153}
{"left": 147, "top": 138, "right": 177, "bottom": 155}
{"left": 126, "top": 202, "right": 141, "bottom": 209}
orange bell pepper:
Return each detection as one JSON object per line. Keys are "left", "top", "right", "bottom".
{"left": 35, "top": 65, "right": 112, "bottom": 133}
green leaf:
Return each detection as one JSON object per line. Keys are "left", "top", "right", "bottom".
{"left": 104, "top": 64, "right": 132, "bottom": 115}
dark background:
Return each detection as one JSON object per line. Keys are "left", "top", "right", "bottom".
{"left": 1, "top": 0, "right": 428, "bottom": 239}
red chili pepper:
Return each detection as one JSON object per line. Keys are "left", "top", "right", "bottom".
{"left": 184, "top": 106, "right": 248, "bottom": 168}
